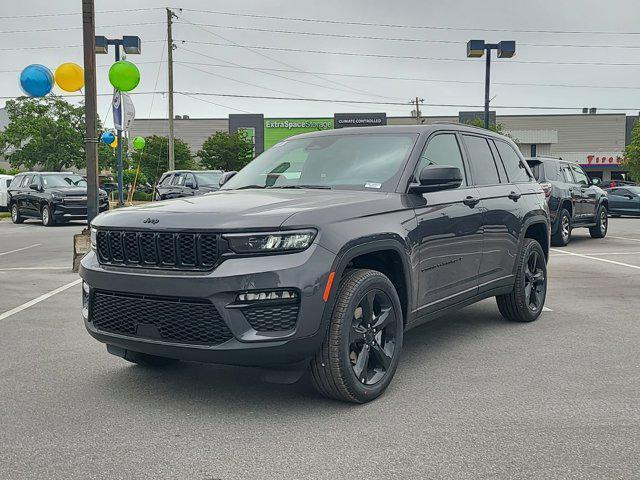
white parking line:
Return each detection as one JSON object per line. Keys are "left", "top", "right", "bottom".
{"left": 551, "top": 248, "right": 640, "bottom": 270}
{"left": 551, "top": 251, "right": 640, "bottom": 256}
{"left": 0, "top": 226, "right": 28, "bottom": 234}
{"left": 609, "top": 236, "right": 640, "bottom": 243}
{"left": 0, "top": 244, "right": 41, "bottom": 257}
{"left": 0, "top": 267, "right": 68, "bottom": 271}
{"left": 0, "top": 279, "right": 81, "bottom": 321}
{"left": 542, "top": 306, "right": 552, "bottom": 312}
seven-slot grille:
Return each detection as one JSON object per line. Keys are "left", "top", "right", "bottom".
{"left": 96, "top": 229, "right": 220, "bottom": 270}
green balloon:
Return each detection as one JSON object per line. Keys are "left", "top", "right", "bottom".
{"left": 133, "top": 136, "right": 146, "bottom": 150}
{"left": 108, "top": 61, "right": 140, "bottom": 92}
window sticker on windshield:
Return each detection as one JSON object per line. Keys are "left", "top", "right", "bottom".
{"left": 365, "top": 182, "right": 382, "bottom": 189}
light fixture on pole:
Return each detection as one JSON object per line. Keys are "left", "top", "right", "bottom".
{"left": 95, "top": 35, "right": 141, "bottom": 207}
{"left": 466, "top": 40, "right": 515, "bottom": 129}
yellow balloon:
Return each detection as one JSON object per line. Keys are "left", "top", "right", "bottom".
{"left": 54, "top": 62, "right": 84, "bottom": 92}
{"left": 109, "top": 136, "right": 118, "bottom": 149}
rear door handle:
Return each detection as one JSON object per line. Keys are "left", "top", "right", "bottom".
{"left": 508, "top": 191, "right": 522, "bottom": 201}
{"left": 463, "top": 196, "right": 480, "bottom": 207}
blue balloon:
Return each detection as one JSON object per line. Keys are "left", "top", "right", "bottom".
{"left": 19, "top": 64, "right": 54, "bottom": 97}
{"left": 101, "top": 131, "right": 115, "bottom": 145}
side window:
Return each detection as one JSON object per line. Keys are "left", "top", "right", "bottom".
{"left": 415, "top": 133, "right": 467, "bottom": 186}
{"left": 20, "top": 175, "right": 33, "bottom": 188}
{"left": 570, "top": 164, "right": 589, "bottom": 186}
{"left": 159, "top": 174, "right": 173, "bottom": 186}
{"left": 174, "top": 174, "right": 186, "bottom": 186}
{"left": 30, "top": 175, "right": 41, "bottom": 188}
{"left": 10, "top": 176, "right": 23, "bottom": 188}
{"left": 560, "top": 164, "right": 574, "bottom": 183}
{"left": 616, "top": 188, "right": 630, "bottom": 196}
{"left": 185, "top": 173, "right": 196, "bottom": 186}
{"left": 495, "top": 141, "right": 530, "bottom": 183}
{"left": 462, "top": 135, "right": 500, "bottom": 186}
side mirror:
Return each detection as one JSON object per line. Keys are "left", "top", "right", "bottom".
{"left": 409, "top": 165, "right": 463, "bottom": 194}
{"left": 185, "top": 180, "right": 196, "bottom": 189}
{"left": 219, "top": 171, "right": 237, "bottom": 187}
{"left": 29, "top": 184, "right": 40, "bottom": 191}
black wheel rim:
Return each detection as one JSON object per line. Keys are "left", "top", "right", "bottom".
{"left": 524, "top": 250, "right": 546, "bottom": 312}
{"left": 561, "top": 215, "right": 570, "bottom": 241}
{"left": 349, "top": 289, "right": 397, "bottom": 386}
{"left": 600, "top": 209, "right": 607, "bottom": 233}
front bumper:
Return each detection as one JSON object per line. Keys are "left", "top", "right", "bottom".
{"left": 79, "top": 243, "right": 336, "bottom": 367}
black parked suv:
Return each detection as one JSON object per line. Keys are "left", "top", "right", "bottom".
{"left": 8, "top": 172, "right": 108, "bottom": 226}
{"left": 526, "top": 157, "right": 608, "bottom": 246}
{"left": 154, "top": 170, "right": 223, "bottom": 201}
{"left": 81, "top": 124, "right": 550, "bottom": 403}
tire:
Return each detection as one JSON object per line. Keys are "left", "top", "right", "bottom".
{"left": 41, "top": 204, "right": 55, "bottom": 227}
{"left": 496, "top": 238, "right": 547, "bottom": 323}
{"left": 589, "top": 205, "right": 608, "bottom": 238}
{"left": 121, "top": 350, "right": 179, "bottom": 367}
{"left": 310, "top": 269, "right": 404, "bottom": 403}
{"left": 10, "top": 203, "right": 24, "bottom": 224}
{"left": 551, "top": 208, "right": 571, "bottom": 246}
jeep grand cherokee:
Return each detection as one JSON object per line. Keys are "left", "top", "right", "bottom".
{"left": 80, "top": 124, "right": 550, "bottom": 403}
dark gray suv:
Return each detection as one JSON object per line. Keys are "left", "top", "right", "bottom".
{"left": 80, "top": 124, "right": 550, "bottom": 403}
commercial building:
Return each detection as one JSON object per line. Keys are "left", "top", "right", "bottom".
{"left": 130, "top": 111, "right": 638, "bottom": 183}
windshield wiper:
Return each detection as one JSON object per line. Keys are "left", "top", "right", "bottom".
{"left": 233, "top": 184, "right": 267, "bottom": 190}
{"left": 269, "top": 185, "right": 332, "bottom": 190}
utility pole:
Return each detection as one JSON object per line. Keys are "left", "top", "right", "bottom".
{"left": 484, "top": 51, "right": 491, "bottom": 129}
{"left": 82, "top": 0, "right": 98, "bottom": 225}
{"left": 411, "top": 97, "right": 424, "bottom": 124}
{"left": 166, "top": 8, "right": 175, "bottom": 170}
{"left": 114, "top": 45, "right": 123, "bottom": 207}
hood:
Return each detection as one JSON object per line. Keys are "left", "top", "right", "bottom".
{"left": 92, "top": 188, "right": 399, "bottom": 230}
{"left": 50, "top": 187, "right": 88, "bottom": 196}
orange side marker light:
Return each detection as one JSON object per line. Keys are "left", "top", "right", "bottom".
{"left": 323, "top": 272, "right": 336, "bottom": 302}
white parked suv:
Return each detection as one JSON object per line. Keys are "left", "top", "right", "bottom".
{"left": 0, "top": 174, "right": 14, "bottom": 211}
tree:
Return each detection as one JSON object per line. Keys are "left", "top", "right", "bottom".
{"left": 465, "top": 118, "right": 513, "bottom": 139}
{"left": 0, "top": 95, "right": 110, "bottom": 172}
{"left": 197, "top": 131, "right": 254, "bottom": 171}
{"left": 623, "top": 120, "right": 640, "bottom": 183}
{"left": 132, "top": 135, "right": 193, "bottom": 185}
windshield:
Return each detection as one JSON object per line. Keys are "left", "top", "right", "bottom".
{"left": 194, "top": 172, "right": 222, "bottom": 186}
{"left": 222, "top": 133, "right": 418, "bottom": 192}
{"left": 42, "top": 174, "right": 87, "bottom": 188}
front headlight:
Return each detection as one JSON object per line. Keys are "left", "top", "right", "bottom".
{"left": 223, "top": 229, "right": 316, "bottom": 254}
{"left": 90, "top": 227, "right": 97, "bottom": 249}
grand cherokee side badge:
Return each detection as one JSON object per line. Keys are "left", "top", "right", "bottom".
{"left": 143, "top": 217, "right": 159, "bottom": 224}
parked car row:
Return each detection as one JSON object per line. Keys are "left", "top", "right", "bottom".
{"left": 526, "top": 156, "right": 609, "bottom": 246}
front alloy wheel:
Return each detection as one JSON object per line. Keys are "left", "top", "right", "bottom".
{"left": 349, "top": 290, "right": 398, "bottom": 386}
{"left": 496, "top": 238, "right": 547, "bottom": 322}
{"left": 11, "top": 204, "right": 24, "bottom": 224}
{"left": 310, "top": 268, "right": 404, "bottom": 403}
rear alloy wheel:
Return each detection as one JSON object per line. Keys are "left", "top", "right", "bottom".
{"left": 551, "top": 209, "right": 571, "bottom": 246}
{"left": 497, "top": 238, "right": 547, "bottom": 323}
{"left": 41, "top": 205, "right": 55, "bottom": 227}
{"left": 589, "top": 205, "right": 608, "bottom": 238}
{"left": 11, "top": 204, "right": 24, "bottom": 224}
{"left": 310, "top": 269, "right": 404, "bottom": 403}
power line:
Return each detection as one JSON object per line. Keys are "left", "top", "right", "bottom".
{"left": 0, "top": 7, "right": 162, "bottom": 19}
{"left": 175, "top": 21, "right": 640, "bottom": 49}
{"left": 176, "top": 8, "right": 640, "bottom": 36}
{"left": 178, "top": 40, "right": 640, "bottom": 67}
{"left": 177, "top": 45, "right": 410, "bottom": 103}
{"left": 0, "top": 40, "right": 163, "bottom": 51}
{"left": 177, "top": 91, "right": 640, "bottom": 111}
{"left": 178, "top": 92, "right": 252, "bottom": 114}
{"left": 0, "top": 22, "right": 164, "bottom": 34}
{"left": 173, "top": 60, "right": 640, "bottom": 91}
{"left": 175, "top": 12, "right": 406, "bottom": 103}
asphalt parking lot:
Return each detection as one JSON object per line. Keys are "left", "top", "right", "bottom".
{"left": 1, "top": 218, "right": 639, "bottom": 479}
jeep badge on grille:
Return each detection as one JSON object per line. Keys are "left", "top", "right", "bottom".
{"left": 143, "top": 217, "right": 160, "bottom": 224}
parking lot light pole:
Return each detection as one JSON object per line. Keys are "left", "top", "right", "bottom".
{"left": 466, "top": 40, "right": 516, "bottom": 129}
{"left": 95, "top": 35, "right": 141, "bottom": 207}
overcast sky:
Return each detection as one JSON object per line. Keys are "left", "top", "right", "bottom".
{"left": 1, "top": 0, "right": 639, "bottom": 129}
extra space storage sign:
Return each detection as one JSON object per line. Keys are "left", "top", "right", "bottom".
{"left": 264, "top": 118, "right": 334, "bottom": 149}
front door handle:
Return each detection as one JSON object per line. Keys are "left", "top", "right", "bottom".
{"left": 508, "top": 191, "right": 522, "bottom": 201}
{"left": 463, "top": 195, "right": 480, "bottom": 207}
